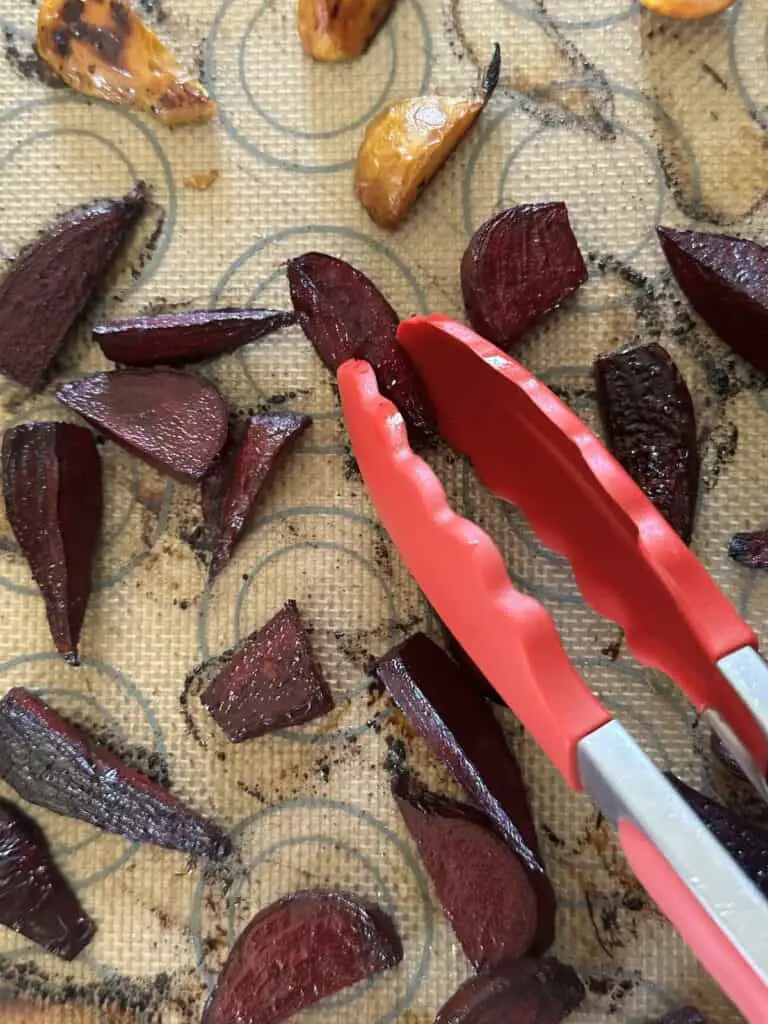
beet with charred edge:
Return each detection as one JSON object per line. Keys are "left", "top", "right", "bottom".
{"left": 729, "top": 530, "right": 768, "bottom": 570}
{"left": 435, "top": 957, "right": 585, "bottom": 1024}
{"left": 0, "top": 798, "right": 94, "bottom": 959}
{"left": 657, "top": 226, "right": 768, "bottom": 376}
{"left": 392, "top": 771, "right": 537, "bottom": 969}
{"left": 656, "top": 1009, "right": 707, "bottom": 1024}
{"left": 287, "top": 252, "right": 436, "bottom": 438}
{"left": 2, "top": 423, "right": 101, "bottom": 664}
{"left": 0, "top": 688, "right": 230, "bottom": 859}
{"left": 461, "top": 203, "right": 587, "bottom": 352}
{"left": 373, "top": 632, "right": 556, "bottom": 953}
{"left": 56, "top": 368, "right": 228, "bottom": 482}
{"left": 0, "top": 184, "right": 146, "bottom": 390}
{"left": 202, "top": 414, "right": 310, "bottom": 578}
{"left": 594, "top": 343, "right": 699, "bottom": 544}
{"left": 94, "top": 308, "right": 295, "bottom": 366}
{"left": 201, "top": 601, "right": 333, "bottom": 741}
{"left": 666, "top": 773, "right": 768, "bottom": 897}
{"left": 202, "top": 888, "right": 402, "bottom": 1024}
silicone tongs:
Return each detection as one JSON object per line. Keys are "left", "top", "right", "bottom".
{"left": 337, "top": 315, "right": 768, "bottom": 1021}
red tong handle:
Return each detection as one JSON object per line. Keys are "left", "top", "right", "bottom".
{"left": 338, "top": 358, "right": 610, "bottom": 786}
{"left": 395, "top": 316, "right": 764, "bottom": 772}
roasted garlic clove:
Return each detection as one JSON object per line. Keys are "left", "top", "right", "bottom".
{"left": 639, "top": 0, "right": 734, "bottom": 16}
{"left": 37, "top": 0, "right": 217, "bottom": 125}
{"left": 298, "top": 0, "right": 395, "bottom": 61}
{"left": 355, "top": 44, "right": 501, "bottom": 228}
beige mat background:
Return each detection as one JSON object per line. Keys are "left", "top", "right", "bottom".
{"left": 0, "top": 0, "right": 765, "bottom": 1020}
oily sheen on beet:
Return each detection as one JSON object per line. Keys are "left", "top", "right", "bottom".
{"left": 0, "top": 183, "right": 146, "bottom": 390}
{"left": 0, "top": 798, "right": 94, "bottom": 959}
{"left": 201, "top": 600, "right": 333, "bottom": 741}
{"left": 202, "top": 889, "right": 402, "bottom": 1024}
{"left": 0, "top": 688, "right": 230, "bottom": 859}
{"left": 2, "top": 423, "right": 102, "bottom": 664}
{"left": 392, "top": 772, "right": 537, "bottom": 969}
{"left": 287, "top": 252, "right": 436, "bottom": 438}
{"left": 594, "top": 343, "right": 699, "bottom": 543}
{"left": 461, "top": 203, "right": 587, "bottom": 351}
{"left": 373, "top": 632, "right": 556, "bottom": 952}
{"left": 56, "top": 368, "right": 228, "bottom": 482}
{"left": 94, "top": 307, "right": 295, "bottom": 366}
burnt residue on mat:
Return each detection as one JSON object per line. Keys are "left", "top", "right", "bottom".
{"left": 3, "top": 28, "right": 63, "bottom": 87}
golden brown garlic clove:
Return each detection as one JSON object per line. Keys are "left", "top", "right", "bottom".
{"left": 37, "top": 0, "right": 217, "bottom": 126}
{"left": 639, "top": 0, "right": 734, "bottom": 15}
{"left": 355, "top": 45, "right": 500, "bottom": 228}
{"left": 298, "top": 0, "right": 395, "bottom": 61}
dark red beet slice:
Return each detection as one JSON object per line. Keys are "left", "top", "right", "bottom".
{"left": 373, "top": 632, "right": 556, "bottom": 953}
{"left": 657, "top": 226, "right": 768, "bottom": 376}
{"left": 441, "top": 622, "right": 504, "bottom": 705}
{"left": 594, "top": 343, "right": 699, "bottom": 544}
{"left": 656, "top": 1009, "right": 707, "bottom": 1024}
{"left": 202, "top": 888, "right": 403, "bottom": 1024}
{"left": 0, "top": 688, "right": 230, "bottom": 859}
{"left": 201, "top": 600, "right": 333, "bottom": 741}
{"left": 286, "top": 252, "right": 436, "bottom": 438}
{"left": 0, "top": 184, "right": 147, "bottom": 390}
{"left": 461, "top": 203, "right": 587, "bottom": 352}
{"left": 56, "top": 368, "right": 228, "bottom": 482}
{"left": 729, "top": 530, "right": 768, "bottom": 569}
{"left": 0, "top": 797, "right": 94, "bottom": 959}
{"left": 202, "top": 414, "right": 310, "bottom": 579}
{"left": 666, "top": 774, "right": 768, "bottom": 897}
{"left": 392, "top": 772, "right": 537, "bottom": 969}
{"left": 2, "top": 423, "right": 102, "bottom": 664}
{"left": 94, "top": 308, "right": 295, "bottom": 366}
{"left": 435, "top": 957, "right": 585, "bottom": 1024}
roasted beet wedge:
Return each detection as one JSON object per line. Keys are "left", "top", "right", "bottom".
{"left": 461, "top": 203, "right": 587, "bottom": 352}
{"left": 287, "top": 252, "right": 436, "bottom": 438}
{"left": 201, "top": 601, "right": 333, "bottom": 741}
{"left": 657, "top": 1010, "right": 707, "bottom": 1024}
{"left": 0, "top": 798, "right": 94, "bottom": 959}
{"left": 56, "top": 368, "right": 228, "bottom": 482}
{"left": 657, "top": 226, "right": 768, "bottom": 376}
{"left": 392, "top": 772, "right": 537, "bottom": 969}
{"left": 594, "top": 343, "right": 699, "bottom": 544}
{"left": 435, "top": 957, "right": 585, "bottom": 1024}
{"left": 202, "top": 414, "right": 310, "bottom": 579}
{"left": 0, "top": 184, "right": 146, "bottom": 390}
{"left": 202, "top": 889, "right": 402, "bottom": 1024}
{"left": 666, "top": 774, "right": 768, "bottom": 897}
{"left": 2, "top": 423, "right": 102, "bottom": 664}
{"left": 373, "top": 633, "right": 556, "bottom": 953}
{"left": 94, "top": 308, "right": 295, "bottom": 366}
{"left": 0, "top": 688, "right": 230, "bottom": 859}
{"left": 729, "top": 530, "right": 768, "bottom": 570}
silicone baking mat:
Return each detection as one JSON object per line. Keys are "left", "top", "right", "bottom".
{"left": 0, "top": 0, "right": 765, "bottom": 1019}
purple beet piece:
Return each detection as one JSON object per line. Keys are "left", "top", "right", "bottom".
{"left": 666, "top": 773, "right": 768, "bottom": 897}
{"left": 56, "top": 368, "right": 228, "bottom": 482}
{"left": 657, "top": 226, "right": 768, "bottom": 376}
{"left": 202, "top": 889, "right": 402, "bottom": 1024}
{"left": 729, "top": 530, "right": 768, "bottom": 569}
{"left": 201, "top": 601, "right": 334, "bottom": 742}
{"left": 287, "top": 252, "right": 436, "bottom": 439}
{"left": 94, "top": 308, "right": 295, "bottom": 366}
{"left": 202, "top": 414, "right": 310, "bottom": 579}
{"left": 435, "top": 957, "right": 585, "bottom": 1024}
{"left": 461, "top": 203, "right": 587, "bottom": 352}
{"left": 595, "top": 343, "right": 699, "bottom": 544}
{"left": 0, "top": 797, "right": 94, "bottom": 959}
{"left": 373, "top": 632, "right": 556, "bottom": 953}
{"left": 656, "top": 1009, "right": 707, "bottom": 1024}
{"left": 392, "top": 772, "right": 537, "bottom": 969}
{"left": 0, "top": 183, "right": 147, "bottom": 390}
{"left": 0, "top": 688, "right": 230, "bottom": 859}
{"left": 441, "top": 622, "right": 504, "bottom": 705}
{"left": 2, "top": 423, "right": 102, "bottom": 664}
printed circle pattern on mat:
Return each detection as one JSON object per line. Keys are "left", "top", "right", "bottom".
{"left": 205, "top": 0, "right": 432, "bottom": 172}
{"left": 728, "top": 0, "right": 768, "bottom": 130}
{"left": 191, "top": 798, "right": 433, "bottom": 1022}
{"left": 499, "top": 0, "right": 634, "bottom": 30}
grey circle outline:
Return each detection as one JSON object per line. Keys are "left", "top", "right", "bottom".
{"left": 727, "top": 0, "right": 768, "bottom": 131}
{"left": 498, "top": 0, "right": 635, "bottom": 30}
